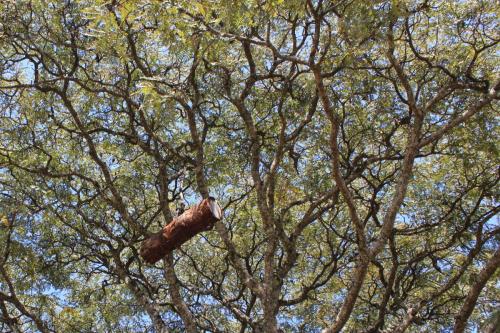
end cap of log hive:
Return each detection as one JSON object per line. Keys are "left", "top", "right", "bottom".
{"left": 140, "top": 198, "right": 222, "bottom": 264}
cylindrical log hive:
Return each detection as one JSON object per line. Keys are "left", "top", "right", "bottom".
{"left": 140, "top": 197, "right": 222, "bottom": 264}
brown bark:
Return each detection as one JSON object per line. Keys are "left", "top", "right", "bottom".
{"left": 140, "top": 198, "right": 222, "bottom": 264}
{"left": 453, "top": 247, "right": 500, "bottom": 333}
{"left": 163, "top": 254, "right": 198, "bottom": 333}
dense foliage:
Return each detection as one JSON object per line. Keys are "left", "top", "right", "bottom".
{"left": 0, "top": 0, "right": 499, "bottom": 332}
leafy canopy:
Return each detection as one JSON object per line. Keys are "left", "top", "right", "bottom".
{"left": 0, "top": 0, "right": 499, "bottom": 332}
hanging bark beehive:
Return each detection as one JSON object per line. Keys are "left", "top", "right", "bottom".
{"left": 140, "top": 197, "right": 222, "bottom": 264}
